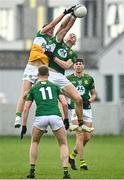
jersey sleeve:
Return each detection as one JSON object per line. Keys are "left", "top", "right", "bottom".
{"left": 70, "top": 51, "right": 78, "bottom": 63}
{"left": 90, "top": 77, "right": 95, "bottom": 89}
{"left": 66, "top": 74, "right": 71, "bottom": 80}
{"left": 26, "top": 89, "right": 34, "bottom": 102}
{"left": 58, "top": 87, "right": 63, "bottom": 96}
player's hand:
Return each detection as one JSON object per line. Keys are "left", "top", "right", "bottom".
{"left": 64, "top": 119, "right": 69, "bottom": 130}
{"left": 79, "top": 121, "right": 83, "bottom": 127}
{"left": 83, "top": 100, "right": 90, "bottom": 105}
{"left": 45, "top": 51, "right": 54, "bottom": 60}
{"left": 21, "top": 125, "right": 27, "bottom": 139}
{"left": 64, "top": 5, "right": 76, "bottom": 15}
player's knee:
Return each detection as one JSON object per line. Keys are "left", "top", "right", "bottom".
{"left": 84, "top": 134, "right": 92, "bottom": 144}
{"left": 32, "top": 136, "right": 40, "bottom": 144}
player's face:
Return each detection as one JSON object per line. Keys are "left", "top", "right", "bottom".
{"left": 46, "top": 28, "right": 54, "bottom": 37}
{"left": 74, "top": 62, "right": 84, "bottom": 73}
{"left": 66, "top": 33, "right": 77, "bottom": 45}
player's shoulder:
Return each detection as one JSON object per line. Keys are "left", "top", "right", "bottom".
{"left": 84, "top": 73, "right": 94, "bottom": 80}
{"left": 66, "top": 73, "right": 74, "bottom": 79}
{"left": 31, "top": 81, "right": 40, "bottom": 90}
{"left": 35, "top": 30, "right": 47, "bottom": 37}
{"left": 47, "top": 80, "right": 60, "bottom": 88}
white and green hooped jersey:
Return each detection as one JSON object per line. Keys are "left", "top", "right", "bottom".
{"left": 48, "top": 37, "right": 77, "bottom": 74}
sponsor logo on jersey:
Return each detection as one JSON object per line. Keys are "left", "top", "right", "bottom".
{"left": 77, "top": 85, "right": 85, "bottom": 95}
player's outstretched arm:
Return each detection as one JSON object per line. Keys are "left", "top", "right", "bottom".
{"left": 21, "top": 101, "right": 32, "bottom": 139}
{"left": 42, "top": 5, "right": 76, "bottom": 34}
{"left": 56, "top": 15, "right": 76, "bottom": 42}
{"left": 41, "top": 13, "right": 65, "bottom": 34}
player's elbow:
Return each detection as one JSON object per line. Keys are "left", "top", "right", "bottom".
{"left": 23, "top": 106, "right": 29, "bottom": 115}
{"left": 62, "top": 101, "right": 68, "bottom": 108}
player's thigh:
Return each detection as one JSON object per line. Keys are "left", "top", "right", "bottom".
{"left": 32, "top": 126, "right": 44, "bottom": 143}
{"left": 62, "top": 83, "right": 81, "bottom": 101}
{"left": 53, "top": 127, "right": 67, "bottom": 145}
{"left": 83, "top": 109, "right": 92, "bottom": 124}
{"left": 20, "top": 80, "right": 32, "bottom": 95}
{"left": 69, "top": 109, "right": 78, "bottom": 124}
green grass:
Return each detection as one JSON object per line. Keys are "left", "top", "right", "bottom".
{"left": 0, "top": 135, "right": 124, "bottom": 179}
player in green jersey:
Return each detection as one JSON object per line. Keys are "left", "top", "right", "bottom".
{"left": 21, "top": 66, "right": 71, "bottom": 179}
{"left": 67, "top": 58, "right": 96, "bottom": 171}
{"left": 48, "top": 14, "right": 94, "bottom": 132}
{"left": 14, "top": 6, "right": 76, "bottom": 128}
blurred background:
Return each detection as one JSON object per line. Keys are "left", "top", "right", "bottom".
{"left": 0, "top": 0, "right": 124, "bottom": 135}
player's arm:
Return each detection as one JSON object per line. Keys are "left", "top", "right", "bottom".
{"left": 56, "top": 16, "right": 76, "bottom": 42}
{"left": 54, "top": 58, "right": 73, "bottom": 69}
{"left": 22, "top": 101, "right": 32, "bottom": 126}
{"left": 58, "top": 94, "right": 69, "bottom": 130}
{"left": 21, "top": 89, "right": 34, "bottom": 139}
{"left": 41, "top": 13, "right": 65, "bottom": 34}
{"left": 41, "top": 6, "right": 76, "bottom": 34}
{"left": 20, "top": 100, "right": 33, "bottom": 139}
{"left": 89, "top": 88, "right": 97, "bottom": 103}
{"left": 55, "top": 15, "right": 71, "bottom": 35}
{"left": 59, "top": 95, "right": 68, "bottom": 119}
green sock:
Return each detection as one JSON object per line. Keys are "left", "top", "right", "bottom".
{"left": 30, "top": 164, "right": 35, "bottom": 170}
{"left": 70, "top": 150, "right": 77, "bottom": 159}
{"left": 63, "top": 167, "right": 68, "bottom": 173}
{"left": 16, "top": 112, "right": 22, "bottom": 117}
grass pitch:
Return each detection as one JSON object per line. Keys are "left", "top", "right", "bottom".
{"left": 0, "top": 135, "right": 123, "bottom": 179}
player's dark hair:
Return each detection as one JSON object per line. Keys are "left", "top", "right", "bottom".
{"left": 38, "top": 66, "right": 49, "bottom": 76}
{"left": 75, "top": 58, "right": 85, "bottom": 64}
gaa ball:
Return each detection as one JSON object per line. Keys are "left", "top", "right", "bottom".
{"left": 74, "top": 4, "right": 87, "bottom": 18}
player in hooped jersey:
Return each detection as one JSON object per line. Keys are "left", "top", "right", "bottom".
{"left": 21, "top": 66, "right": 71, "bottom": 179}
{"left": 67, "top": 58, "right": 96, "bottom": 171}
{"left": 14, "top": 6, "right": 75, "bottom": 128}
{"left": 48, "top": 16, "right": 94, "bottom": 132}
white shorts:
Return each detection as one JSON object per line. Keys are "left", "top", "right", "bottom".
{"left": 33, "top": 115, "right": 64, "bottom": 131}
{"left": 22, "top": 64, "right": 38, "bottom": 84}
{"left": 48, "top": 71, "right": 71, "bottom": 89}
{"left": 69, "top": 109, "right": 92, "bottom": 123}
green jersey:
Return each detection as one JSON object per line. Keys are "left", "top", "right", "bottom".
{"left": 67, "top": 73, "right": 95, "bottom": 109}
{"left": 26, "top": 81, "right": 62, "bottom": 116}
{"left": 49, "top": 37, "right": 77, "bottom": 74}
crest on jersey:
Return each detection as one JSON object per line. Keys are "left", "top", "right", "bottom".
{"left": 84, "top": 80, "right": 88, "bottom": 85}
{"left": 58, "top": 49, "right": 67, "bottom": 58}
